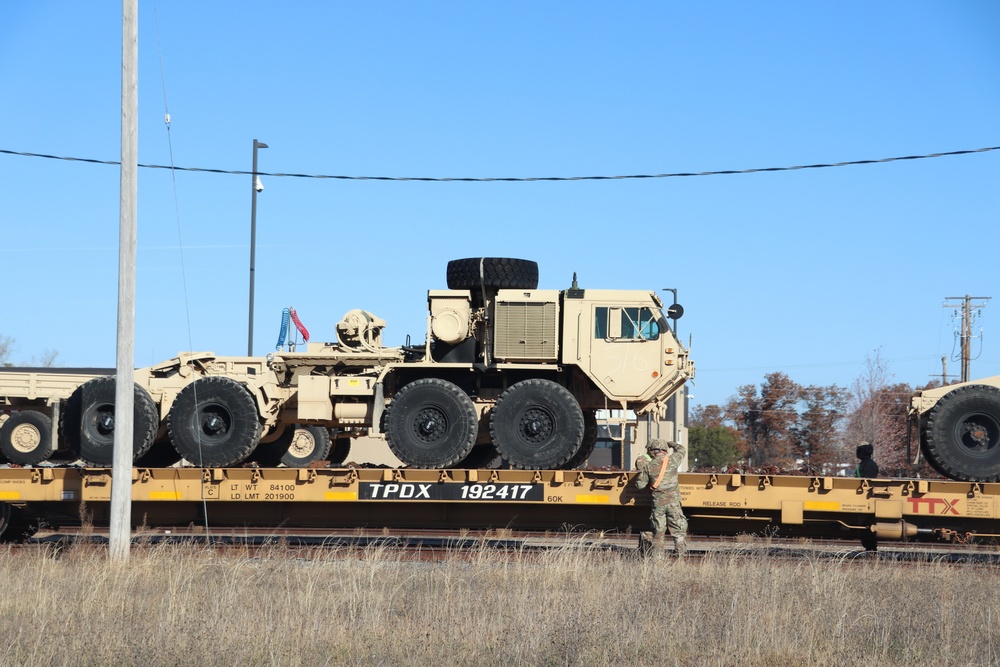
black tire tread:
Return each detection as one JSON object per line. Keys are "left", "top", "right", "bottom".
{"left": 490, "top": 378, "right": 584, "bottom": 470}
{"left": 61, "top": 377, "right": 159, "bottom": 467}
{"left": 455, "top": 444, "right": 500, "bottom": 469}
{"left": 134, "top": 438, "right": 184, "bottom": 468}
{"left": 167, "top": 377, "right": 262, "bottom": 467}
{"left": 0, "top": 411, "right": 55, "bottom": 465}
{"left": 280, "top": 426, "right": 333, "bottom": 467}
{"left": 446, "top": 258, "right": 539, "bottom": 291}
{"left": 923, "top": 384, "right": 1000, "bottom": 481}
{"left": 327, "top": 435, "right": 351, "bottom": 466}
{"left": 564, "top": 411, "right": 598, "bottom": 469}
{"left": 251, "top": 425, "right": 293, "bottom": 467}
{"left": 385, "top": 378, "right": 478, "bottom": 468}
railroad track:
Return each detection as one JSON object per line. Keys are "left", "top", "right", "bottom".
{"left": 15, "top": 528, "right": 1000, "bottom": 565}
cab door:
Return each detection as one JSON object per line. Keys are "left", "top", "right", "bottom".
{"left": 587, "top": 305, "right": 666, "bottom": 400}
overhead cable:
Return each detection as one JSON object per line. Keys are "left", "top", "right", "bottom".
{"left": 0, "top": 145, "right": 997, "bottom": 182}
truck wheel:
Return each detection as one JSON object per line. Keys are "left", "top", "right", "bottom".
{"left": 327, "top": 434, "right": 351, "bottom": 466}
{"left": 61, "top": 377, "right": 159, "bottom": 467}
{"left": 281, "top": 426, "right": 332, "bottom": 467}
{"left": 385, "top": 378, "right": 478, "bottom": 468}
{"left": 251, "top": 425, "right": 294, "bottom": 467}
{"left": 455, "top": 443, "right": 500, "bottom": 469}
{"left": 0, "top": 504, "right": 37, "bottom": 543}
{"left": 0, "top": 411, "right": 55, "bottom": 465}
{"left": 167, "top": 377, "right": 262, "bottom": 467}
{"left": 446, "top": 258, "right": 539, "bottom": 290}
{"left": 924, "top": 384, "right": 1000, "bottom": 481}
{"left": 134, "top": 437, "right": 183, "bottom": 468}
{"left": 564, "top": 411, "right": 598, "bottom": 469}
{"left": 491, "top": 379, "right": 584, "bottom": 470}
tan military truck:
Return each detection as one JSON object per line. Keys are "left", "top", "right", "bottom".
{"left": 0, "top": 258, "right": 693, "bottom": 470}
{"left": 910, "top": 375, "right": 1000, "bottom": 481}
{"left": 0, "top": 367, "right": 111, "bottom": 465}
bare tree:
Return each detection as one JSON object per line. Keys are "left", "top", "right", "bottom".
{"left": 794, "top": 384, "right": 850, "bottom": 472}
{"left": 845, "top": 349, "right": 912, "bottom": 473}
{"left": 0, "top": 335, "right": 13, "bottom": 367}
{"left": 0, "top": 336, "right": 60, "bottom": 368}
{"left": 28, "top": 349, "right": 60, "bottom": 368}
{"left": 726, "top": 372, "right": 801, "bottom": 467}
{"left": 690, "top": 404, "right": 727, "bottom": 428}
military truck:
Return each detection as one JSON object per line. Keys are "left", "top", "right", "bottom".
{"left": 0, "top": 258, "right": 693, "bottom": 471}
{"left": 0, "top": 367, "right": 110, "bottom": 465}
{"left": 910, "top": 376, "right": 1000, "bottom": 481}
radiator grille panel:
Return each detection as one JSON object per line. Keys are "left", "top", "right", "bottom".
{"left": 494, "top": 301, "right": 558, "bottom": 361}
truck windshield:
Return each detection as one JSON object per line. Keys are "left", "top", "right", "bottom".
{"left": 595, "top": 306, "right": 661, "bottom": 341}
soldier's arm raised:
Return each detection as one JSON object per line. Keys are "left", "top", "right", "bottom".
{"left": 668, "top": 445, "right": 686, "bottom": 472}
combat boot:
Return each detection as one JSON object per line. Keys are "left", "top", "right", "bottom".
{"left": 652, "top": 532, "right": 667, "bottom": 559}
{"left": 674, "top": 535, "right": 688, "bottom": 557}
{"left": 639, "top": 531, "right": 654, "bottom": 557}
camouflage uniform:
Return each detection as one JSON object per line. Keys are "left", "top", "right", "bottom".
{"left": 635, "top": 438, "right": 688, "bottom": 555}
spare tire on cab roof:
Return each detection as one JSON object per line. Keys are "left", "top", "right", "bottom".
{"left": 446, "top": 258, "right": 539, "bottom": 291}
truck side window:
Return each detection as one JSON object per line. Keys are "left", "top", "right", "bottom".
{"left": 595, "top": 307, "right": 660, "bottom": 340}
{"left": 623, "top": 307, "right": 660, "bottom": 340}
{"left": 595, "top": 307, "right": 608, "bottom": 339}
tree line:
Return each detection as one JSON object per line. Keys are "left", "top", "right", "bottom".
{"left": 688, "top": 351, "right": 941, "bottom": 477}
{"left": 0, "top": 334, "right": 59, "bottom": 368}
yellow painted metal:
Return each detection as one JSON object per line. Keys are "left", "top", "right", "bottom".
{"left": 781, "top": 500, "right": 804, "bottom": 525}
{"left": 1, "top": 469, "right": 1000, "bottom": 537}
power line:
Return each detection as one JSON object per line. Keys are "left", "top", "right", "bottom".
{"left": 1, "top": 145, "right": 997, "bottom": 183}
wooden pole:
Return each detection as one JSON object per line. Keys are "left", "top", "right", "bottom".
{"left": 110, "top": 0, "right": 138, "bottom": 562}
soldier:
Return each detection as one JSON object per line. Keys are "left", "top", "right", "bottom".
{"left": 855, "top": 442, "right": 879, "bottom": 478}
{"left": 635, "top": 438, "right": 688, "bottom": 556}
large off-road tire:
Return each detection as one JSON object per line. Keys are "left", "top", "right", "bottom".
{"left": 455, "top": 443, "right": 501, "bottom": 469}
{"left": 251, "top": 425, "right": 333, "bottom": 467}
{"left": 0, "top": 411, "right": 55, "bottom": 465}
{"left": 385, "top": 378, "right": 478, "bottom": 468}
{"left": 0, "top": 504, "right": 37, "bottom": 543}
{"left": 283, "top": 426, "right": 333, "bottom": 467}
{"left": 491, "top": 379, "right": 584, "bottom": 470}
{"left": 167, "top": 377, "right": 262, "bottom": 467}
{"left": 61, "top": 377, "right": 159, "bottom": 467}
{"left": 134, "top": 437, "right": 184, "bottom": 468}
{"left": 251, "top": 425, "right": 294, "bottom": 467}
{"left": 564, "top": 410, "right": 598, "bottom": 469}
{"left": 327, "top": 434, "right": 351, "bottom": 466}
{"left": 446, "top": 257, "right": 539, "bottom": 291}
{"left": 923, "top": 384, "right": 1000, "bottom": 481}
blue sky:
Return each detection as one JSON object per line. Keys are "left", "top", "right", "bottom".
{"left": 1, "top": 2, "right": 998, "bottom": 409}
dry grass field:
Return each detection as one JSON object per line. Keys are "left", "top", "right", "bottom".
{"left": 0, "top": 537, "right": 996, "bottom": 666}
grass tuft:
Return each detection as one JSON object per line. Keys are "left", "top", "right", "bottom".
{"left": 0, "top": 538, "right": 995, "bottom": 665}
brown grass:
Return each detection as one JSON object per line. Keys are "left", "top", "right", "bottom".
{"left": 0, "top": 538, "right": 996, "bottom": 666}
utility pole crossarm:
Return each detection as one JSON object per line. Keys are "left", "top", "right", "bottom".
{"left": 943, "top": 295, "right": 991, "bottom": 383}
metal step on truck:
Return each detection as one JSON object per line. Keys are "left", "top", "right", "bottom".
{"left": 0, "top": 257, "right": 693, "bottom": 471}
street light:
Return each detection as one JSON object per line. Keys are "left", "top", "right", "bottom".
{"left": 661, "top": 287, "right": 684, "bottom": 447}
{"left": 662, "top": 288, "right": 681, "bottom": 336}
{"left": 248, "top": 139, "right": 268, "bottom": 355}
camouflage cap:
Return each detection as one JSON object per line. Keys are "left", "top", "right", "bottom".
{"left": 646, "top": 439, "right": 667, "bottom": 452}
{"left": 647, "top": 439, "right": 677, "bottom": 452}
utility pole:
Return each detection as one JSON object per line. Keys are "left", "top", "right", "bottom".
{"left": 110, "top": 0, "right": 138, "bottom": 562}
{"left": 933, "top": 355, "right": 958, "bottom": 386}
{"left": 247, "top": 139, "right": 268, "bottom": 356}
{"left": 944, "top": 295, "right": 990, "bottom": 382}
